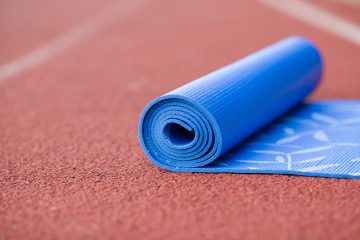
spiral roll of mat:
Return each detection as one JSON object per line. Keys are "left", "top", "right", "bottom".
{"left": 139, "top": 37, "right": 323, "bottom": 171}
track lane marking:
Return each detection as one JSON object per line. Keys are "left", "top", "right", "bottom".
{"left": 332, "top": 0, "right": 360, "bottom": 7}
{"left": 0, "top": 0, "right": 145, "bottom": 83}
{"left": 258, "top": 0, "right": 360, "bottom": 47}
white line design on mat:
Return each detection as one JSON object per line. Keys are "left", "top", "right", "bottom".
{"left": 291, "top": 146, "right": 335, "bottom": 154}
{"left": 297, "top": 164, "right": 340, "bottom": 172}
{"left": 235, "top": 160, "right": 278, "bottom": 164}
{"left": 258, "top": 0, "right": 360, "bottom": 47}
{"left": 286, "top": 154, "right": 292, "bottom": 170}
{"left": 219, "top": 105, "right": 360, "bottom": 175}
{"left": 273, "top": 114, "right": 360, "bottom": 145}
{"left": 295, "top": 156, "right": 327, "bottom": 164}
{"left": 0, "top": 0, "right": 145, "bottom": 82}
{"left": 312, "top": 113, "right": 338, "bottom": 125}
{"left": 247, "top": 167, "right": 261, "bottom": 170}
{"left": 276, "top": 130, "right": 330, "bottom": 145}
{"left": 233, "top": 143, "right": 360, "bottom": 171}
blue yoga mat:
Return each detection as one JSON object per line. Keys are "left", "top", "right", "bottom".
{"left": 139, "top": 37, "right": 360, "bottom": 179}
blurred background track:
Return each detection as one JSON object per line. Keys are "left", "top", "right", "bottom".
{"left": 1, "top": 0, "right": 360, "bottom": 239}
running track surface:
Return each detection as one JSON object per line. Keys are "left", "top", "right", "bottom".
{"left": 1, "top": 0, "right": 360, "bottom": 239}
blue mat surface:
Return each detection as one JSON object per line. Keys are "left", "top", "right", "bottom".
{"left": 138, "top": 37, "right": 360, "bottom": 179}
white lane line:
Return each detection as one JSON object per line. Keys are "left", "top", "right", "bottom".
{"left": 332, "top": 0, "right": 360, "bottom": 7}
{"left": 0, "top": 0, "right": 145, "bottom": 83}
{"left": 258, "top": 0, "right": 360, "bottom": 47}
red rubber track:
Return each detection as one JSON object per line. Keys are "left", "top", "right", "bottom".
{"left": 1, "top": 0, "right": 360, "bottom": 239}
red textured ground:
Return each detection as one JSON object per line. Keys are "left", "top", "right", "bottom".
{"left": 1, "top": 0, "right": 360, "bottom": 239}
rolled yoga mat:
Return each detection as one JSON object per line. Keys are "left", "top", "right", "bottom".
{"left": 139, "top": 37, "right": 360, "bottom": 179}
